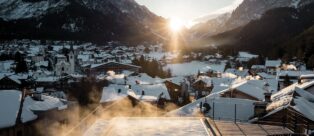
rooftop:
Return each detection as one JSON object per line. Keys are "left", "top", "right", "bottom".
{"left": 83, "top": 117, "right": 293, "bottom": 136}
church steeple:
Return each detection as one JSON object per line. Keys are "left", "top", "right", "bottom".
{"left": 70, "top": 44, "right": 74, "bottom": 53}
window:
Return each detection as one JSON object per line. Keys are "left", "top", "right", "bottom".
{"left": 62, "top": 67, "right": 64, "bottom": 71}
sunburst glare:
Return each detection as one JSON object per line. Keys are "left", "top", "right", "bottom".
{"left": 169, "top": 17, "right": 184, "bottom": 32}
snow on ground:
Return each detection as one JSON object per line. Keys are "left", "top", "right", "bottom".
{"left": 84, "top": 117, "right": 209, "bottom": 136}
{"left": 0, "top": 90, "right": 21, "bottom": 128}
{"left": 145, "top": 51, "right": 178, "bottom": 60}
{"left": 164, "top": 61, "right": 225, "bottom": 76}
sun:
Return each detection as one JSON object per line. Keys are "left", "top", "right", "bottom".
{"left": 169, "top": 18, "right": 184, "bottom": 32}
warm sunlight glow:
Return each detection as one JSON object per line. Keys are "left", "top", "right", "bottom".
{"left": 169, "top": 18, "right": 184, "bottom": 32}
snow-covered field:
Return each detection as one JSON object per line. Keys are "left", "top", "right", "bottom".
{"left": 84, "top": 117, "right": 209, "bottom": 136}
{"left": 164, "top": 61, "right": 226, "bottom": 76}
{"left": 144, "top": 51, "right": 179, "bottom": 60}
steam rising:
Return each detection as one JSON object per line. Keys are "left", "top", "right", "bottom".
{"left": 33, "top": 95, "right": 179, "bottom": 136}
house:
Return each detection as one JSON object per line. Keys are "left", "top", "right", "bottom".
{"left": 277, "top": 70, "right": 314, "bottom": 89}
{"left": 192, "top": 76, "right": 213, "bottom": 99}
{"left": 225, "top": 68, "right": 249, "bottom": 78}
{"left": 252, "top": 87, "right": 314, "bottom": 134}
{"left": 163, "top": 76, "right": 190, "bottom": 104}
{"left": 0, "top": 90, "right": 37, "bottom": 136}
{"left": 300, "top": 74, "right": 314, "bottom": 83}
{"left": 168, "top": 90, "right": 256, "bottom": 122}
{"left": 87, "top": 62, "right": 140, "bottom": 76}
{"left": 265, "top": 59, "right": 281, "bottom": 75}
{"left": 220, "top": 80, "right": 275, "bottom": 101}
{"left": 0, "top": 75, "right": 21, "bottom": 90}
{"left": 251, "top": 65, "right": 266, "bottom": 75}
{"left": 100, "top": 83, "right": 171, "bottom": 105}
{"left": 257, "top": 72, "right": 276, "bottom": 80}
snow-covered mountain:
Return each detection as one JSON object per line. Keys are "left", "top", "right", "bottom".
{"left": 0, "top": 0, "right": 166, "bottom": 44}
{"left": 190, "top": 13, "right": 231, "bottom": 39}
{"left": 0, "top": 0, "right": 69, "bottom": 21}
{"left": 192, "top": 0, "right": 314, "bottom": 38}
{"left": 225, "top": 0, "right": 314, "bottom": 32}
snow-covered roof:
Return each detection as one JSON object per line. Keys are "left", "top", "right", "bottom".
{"left": 77, "top": 54, "right": 90, "bottom": 62}
{"left": 251, "top": 65, "right": 266, "bottom": 69}
{"left": 0, "top": 75, "right": 21, "bottom": 84}
{"left": 231, "top": 80, "right": 268, "bottom": 100}
{"left": 300, "top": 74, "right": 314, "bottom": 79}
{"left": 21, "top": 97, "right": 38, "bottom": 123}
{"left": 102, "top": 72, "right": 163, "bottom": 85}
{"left": 265, "top": 60, "right": 281, "bottom": 67}
{"left": 0, "top": 90, "right": 41, "bottom": 128}
{"left": 28, "top": 95, "right": 66, "bottom": 111}
{"left": 0, "top": 90, "right": 21, "bottom": 128}
{"left": 56, "top": 54, "right": 66, "bottom": 58}
{"left": 90, "top": 61, "right": 140, "bottom": 69}
{"left": 271, "top": 80, "right": 314, "bottom": 102}
{"left": 278, "top": 70, "right": 314, "bottom": 77}
{"left": 238, "top": 52, "right": 258, "bottom": 59}
{"left": 193, "top": 76, "right": 212, "bottom": 87}
{"left": 169, "top": 93, "right": 256, "bottom": 122}
{"left": 35, "top": 61, "right": 48, "bottom": 67}
{"left": 127, "top": 73, "right": 163, "bottom": 85}
{"left": 225, "top": 68, "right": 249, "bottom": 77}
{"left": 265, "top": 88, "right": 314, "bottom": 121}
{"left": 130, "top": 84, "right": 171, "bottom": 100}
{"left": 164, "top": 76, "right": 185, "bottom": 86}
{"left": 100, "top": 83, "right": 171, "bottom": 103}
{"left": 0, "top": 60, "right": 14, "bottom": 72}
{"left": 36, "top": 76, "right": 59, "bottom": 82}
{"left": 100, "top": 84, "right": 129, "bottom": 103}
{"left": 257, "top": 72, "right": 275, "bottom": 79}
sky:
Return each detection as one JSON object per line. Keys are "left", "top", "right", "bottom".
{"left": 135, "top": 0, "right": 243, "bottom": 26}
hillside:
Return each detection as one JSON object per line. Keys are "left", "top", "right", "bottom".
{"left": 0, "top": 0, "right": 167, "bottom": 44}
{"left": 208, "top": 3, "right": 314, "bottom": 59}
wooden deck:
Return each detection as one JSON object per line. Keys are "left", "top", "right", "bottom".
{"left": 207, "top": 119, "right": 294, "bottom": 136}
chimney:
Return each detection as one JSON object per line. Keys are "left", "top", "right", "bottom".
{"left": 253, "top": 101, "right": 267, "bottom": 117}
{"left": 264, "top": 92, "right": 272, "bottom": 103}
{"left": 298, "top": 78, "right": 302, "bottom": 84}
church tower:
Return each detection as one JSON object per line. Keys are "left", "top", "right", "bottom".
{"left": 69, "top": 45, "right": 75, "bottom": 74}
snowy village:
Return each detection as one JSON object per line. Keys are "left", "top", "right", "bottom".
{"left": 0, "top": 39, "right": 313, "bottom": 136}
{"left": 2, "top": 0, "right": 314, "bottom": 136}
